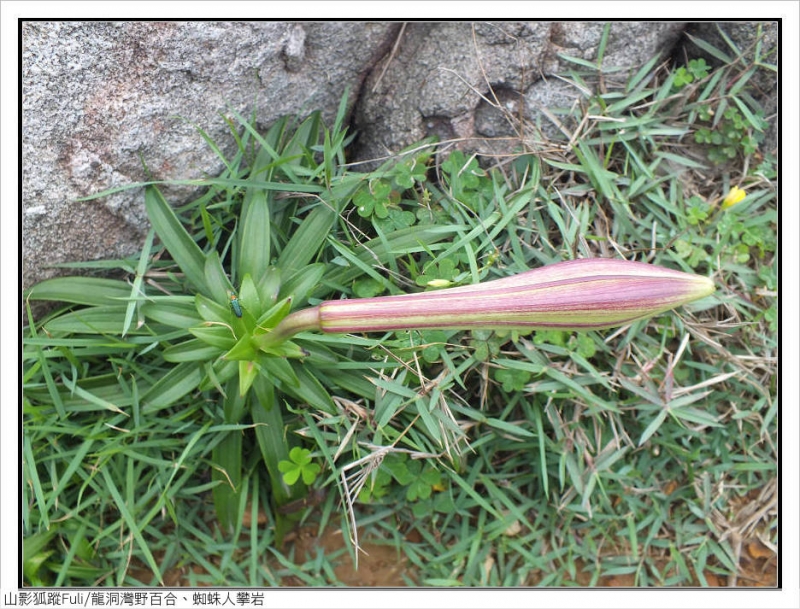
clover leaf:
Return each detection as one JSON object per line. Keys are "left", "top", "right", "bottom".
{"left": 354, "top": 179, "right": 397, "bottom": 219}
{"left": 277, "top": 446, "right": 321, "bottom": 486}
{"left": 405, "top": 460, "right": 442, "bottom": 501}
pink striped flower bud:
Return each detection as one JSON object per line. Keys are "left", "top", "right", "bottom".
{"left": 265, "top": 259, "right": 715, "bottom": 343}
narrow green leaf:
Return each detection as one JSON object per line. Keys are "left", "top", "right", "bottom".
{"left": 638, "top": 410, "right": 668, "bottom": 446}
{"left": 731, "top": 95, "right": 765, "bottom": 132}
{"left": 26, "top": 277, "right": 132, "bottom": 306}
{"left": 227, "top": 106, "right": 301, "bottom": 184}
{"left": 31, "top": 344, "right": 66, "bottom": 419}
{"left": 255, "top": 297, "right": 292, "bottom": 331}
{"left": 575, "top": 139, "right": 621, "bottom": 203}
{"left": 43, "top": 306, "right": 129, "bottom": 335}
{"left": 144, "top": 186, "right": 209, "bottom": 296}
{"left": 142, "top": 362, "right": 203, "bottom": 412}
{"left": 596, "top": 23, "right": 611, "bottom": 67}
{"left": 75, "top": 177, "right": 322, "bottom": 201}
{"left": 221, "top": 377, "right": 247, "bottom": 423}
{"left": 238, "top": 189, "right": 272, "bottom": 283}
{"left": 195, "top": 294, "right": 229, "bottom": 323}
{"left": 238, "top": 274, "right": 261, "bottom": 319}
{"left": 320, "top": 225, "right": 459, "bottom": 296}
{"left": 22, "top": 435, "right": 49, "bottom": 530}
{"left": 251, "top": 376, "right": 305, "bottom": 544}
{"left": 282, "top": 112, "right": 322, "bottom": 171}
{"left": 332, "top": 86, "right": 350, "bottom": 141}
{"left": 448, "top": 471, "right": 503, "bottom": 519}
{"left": 605, "top": 89, "right": 657, "bottom": 115}
{"left": 142, "top": 298, "right": 201, "bottom": 329}
{"left": 60, "top": 376, "right": 127, "bottom": 415}
{"left": 162, "top": 338, "right": 222, "bottom": 363}
{"left": 120, "top": 228, "right": 156, "bottom": 337}
{"left": 686, "top": 32, "right": 733, "bottom": 64}
{"left": 626, "top": 54, "right": 660, "bottom": 92}
{"left": 654, "top": 151, "right": 708, "bottom": 170}
{"left": 415, "top": 395, "right": 442, "bottom": 444}
{"left": 259, "top": 355, "right": 300, "bottom": 388}
{"left": 695, "top": 68, "right": 725, "bottom": 103}
{"left": 223, "top": 333, "right": 258, "bottom": 362}
{"left": 257, "top": 266, "right": 282, "bottom": 307}
{"left": 557, "top": 54, "right": 600, "bottom": 70}
{"left": 205, "top": 251, "right": 233, "bottom": 305}
{"left": 200, "top": 358, "right": 238, "bottom": 393}
{"left": 212, "top": 431, "right": 243, "bottom": 535}
{"left": 669, "top": 404, "right": 722, "bottom": 427}
{"left": 239, "top": 359, "right": 258, "bottom": 397}
{"left": 45, "top": 439, "right": 94, "bottom": 515}
{"left": 278, "top": 263, "right": 326, "bottom": 308}
{"left": 100, "top": 468, "right": 163, "bottom": 584}
{"left": 485, "top": 417, "right": 535, "bottom": 439}
{"left": 188, "top": 325, "right": 237, "bottom": 349}
{"left": 277, "top": 204, "right": 337, "bottom": 278}
{"left": 22, "top": 528, "right": 58, "bottom": 572}
{"left": 532, "top": 402, "right": 549, "bottom": 498}
{"left": 285, "top": 362, "right": 336, "bottom": 414}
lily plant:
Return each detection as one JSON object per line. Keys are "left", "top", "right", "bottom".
{"left": 23, "top": 104, "right": 717, "bottom": 550}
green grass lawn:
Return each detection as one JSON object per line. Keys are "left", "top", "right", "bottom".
{"left": 22, "top": 27, "right": 777, "bottom": 587}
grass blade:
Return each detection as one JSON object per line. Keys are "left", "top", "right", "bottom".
{"left": 100, "top": 467, "right": 162, "bottom": 584}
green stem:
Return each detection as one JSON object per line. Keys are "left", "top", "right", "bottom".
{"left": 263, "top": 305, "right": 322, "bottom": 347}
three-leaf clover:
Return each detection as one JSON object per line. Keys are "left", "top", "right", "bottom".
{"left": 470, "top": 330, "right": 504, "bottom": 362}
{"left": 685, "top": 195, "right": 711, "bottom": 225}
{"left": 374, "top": 207, "right": 416, "bottom": 232}
{"left": 354, "top": 179, "right": 397, "bottom": 219}
{"left": 405, "top": 460, "right": 442, "bottom": 501}
{"left": 440, "top": 150, "right": 493, "bottom": 209}
{"left": 673, "top": 67, "right": 694, "bottom": 88}
{"left": 493, "top": 368, "right": 533, "bottom": 393}
{"left": 357, "top": 453, "right": 412, "bottom": 503}
{"left": 533, "top": 329, "right": 568, "bottom": 348}
{"left": 393, "top": 155, "right": 430, "bottom": 190}
{"left": 418, "top": 329, "right": 449, "bottom": 364}
{"left": 673, "top": 58, "right": 710, "bottom": 89}
{"left": 694, "top": 104, "right": 766, "bottom": 165}
{"left": 352, "top": 276, "right": 387, "bottom": 298}
{"left": 568, "top": 333, "right": 597, "bottom": 359}
{"left": 414, "top": 257, "right": 460, "bottom": 288}
{"left": 278, "top": 446, "right": 321, "bottom": 486}
{"left": 674, "top": 239, "right": 709, "bottom": 269}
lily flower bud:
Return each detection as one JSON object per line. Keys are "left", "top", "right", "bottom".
{"left": 265, "top": 259, "right": 715, "bottom": 343}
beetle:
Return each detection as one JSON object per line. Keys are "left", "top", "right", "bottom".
{"left": 228, "top": 291, "right": 243, "bottom": 318}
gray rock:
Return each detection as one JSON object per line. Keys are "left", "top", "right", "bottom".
{"left": 22, "top": 21, "right": 396, "bottom": 288}
{"left": 352, "top": 22, "right": 685, "bottom": 164}
{"left": 22, "top": 21, "right": 778, "bottom": 294}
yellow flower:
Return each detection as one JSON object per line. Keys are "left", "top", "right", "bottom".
{"left": 425, "top": 278, "right": 453, "bottom": 289}
{"left": 722, "top": 186, "right": 746, "bottom": 209}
